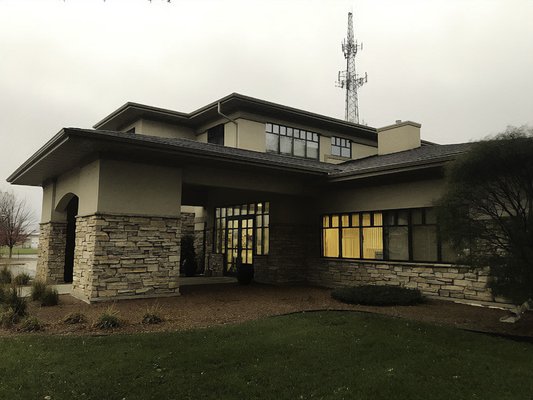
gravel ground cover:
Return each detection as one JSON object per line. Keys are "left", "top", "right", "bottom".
{"left": 1, "top": 283, "right": 531, "bottom": 337}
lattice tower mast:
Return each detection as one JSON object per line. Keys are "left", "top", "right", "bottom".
{"left": 336, "top": 12, "right": 367, "bottom": 124}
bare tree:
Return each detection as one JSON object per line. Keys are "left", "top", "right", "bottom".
{"left": 0, "top": 191, "right": 34, "bottom": 258}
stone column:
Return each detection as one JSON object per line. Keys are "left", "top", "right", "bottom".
{"left": 36, "top": 222, "right": 67, "bottom": 283}
{"left": 71, "top": 214, "right": 181, "bottom": 303}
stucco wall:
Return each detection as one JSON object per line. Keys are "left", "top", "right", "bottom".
{"left": 319, "top": 178, "right": 445, "bottom": 213}
{"left": 352, "top": 143, "right": 378, "bottom": 159}
{"left": 41, "top": 160, "right": 100, "bottom": 223}
{"left": 41, "top": 159, "right": 182, "bottom": 223}
{"left": 378, "top": 122, "right": 421, "bottom": 155}
{"left": 196, "top": 111, "right": 377, "bottom": 164}
{"left": 97, "top": 159, "right": 182, "bottom": 217}
{"left": 122, "top": 119, "right": 195, "bottom": 140}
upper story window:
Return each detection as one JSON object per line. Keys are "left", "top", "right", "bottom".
{"left": 208, "top": 124, "right": 224, "bottom": 145}
{"left": 331, "top": 137, "right": 351, "bottom": 158}
{"left": 266, "top": 123, "right": 319, "bottom": 159}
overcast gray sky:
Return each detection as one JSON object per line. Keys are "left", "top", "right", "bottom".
{"left": 1, "top": 0, "right": 533, "bottom": 222}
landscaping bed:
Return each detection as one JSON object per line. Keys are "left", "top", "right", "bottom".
{"left": 0, "top": 283, "right": 531, "bottom": 337}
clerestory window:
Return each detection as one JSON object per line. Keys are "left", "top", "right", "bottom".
{"left": 265, "top": 123, "right": 319, "bottom": 159}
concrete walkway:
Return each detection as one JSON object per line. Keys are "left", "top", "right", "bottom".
{"left": 16, "top": 276, "right": 235, "bottom": 298}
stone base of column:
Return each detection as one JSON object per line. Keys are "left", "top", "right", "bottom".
{"left": 71, "top": 214, "right": 181, "bottom": 303}
{"left": 36, "top": 222, "right": 67, "bottom": 284}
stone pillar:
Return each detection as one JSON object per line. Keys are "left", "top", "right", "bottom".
{"left": 71, "top": 214, "right": 181, "bottom": 303}
{"left": 36, "top": 222, "right": 67, "bottom": 283}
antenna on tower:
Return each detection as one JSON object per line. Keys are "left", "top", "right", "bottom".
{"left": 336, "top": 12, "right": 367, "bottom": 124}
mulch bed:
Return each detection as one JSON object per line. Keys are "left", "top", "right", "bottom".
{"left": 2, "top": 283, "right": 532, "bottom": 338}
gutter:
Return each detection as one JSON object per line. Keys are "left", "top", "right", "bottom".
{"left": 217, "top": 102, "right": 239, "bottom": 147}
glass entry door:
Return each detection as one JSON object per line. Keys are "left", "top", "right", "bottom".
{"left": 225, "top": 217, "right": 254, "bottom": 275}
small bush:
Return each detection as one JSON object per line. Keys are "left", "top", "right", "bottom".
{"left": 20, "top": 316, "right": 43, "bottom": 332}
{"left": 0, "top": 266, "right": 12, "bottom": 284}
{"left": 142, "top": 304, "right": 164, "bottom": 325}
{"left": 64, "top": 312, "right": 87, "bottom": 325}
{"left": 3, "top": 285, "right": 27, "bottom": 317}
{"left": 31, "top": 280, "right": 47, "bottom": 301}
{"left": 331, "top": 285, "right": 424, "bottom": 306}
{"left": 13, "top": 273, "right": 31, "bottom": 286}
{"left": 95, "top": 306, "right": 121, "bottom": 330}
{"left": 0, "top": 284, "right": 6, "bottom": 303}
{"left": 40, "top": 287, "right": 59, "bottom": 307}
{"left": 0, "top": 308, "right": 19, "bottom": 328}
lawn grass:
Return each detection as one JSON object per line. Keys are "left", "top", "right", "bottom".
{"left": 0, "top": 311, "right": 532, "bottom": 399}
{"left": 0, "top": 247, "right": 38, "bottom": 257}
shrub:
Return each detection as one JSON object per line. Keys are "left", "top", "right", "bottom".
{"left": 0, "top": 266, "right": 12, "bottom": 284}
{"left": 13, "top": 273, "right": 31, "bottom": 286}
{"left": 95, "top": 306, "right": 121, "bottom": 330}
{"left": 64, "top": 312, "right": 87, "bottom": 325}
{"left": 20, "top": 316, "right": 43, "bottom": 332}
{"left": 3, "top": 285, "right": 27, "bottom": 317}
{"left": 31, "top": 280, "right": 47, "bottom": 301}
{"left": 180, "top": 235, "right": 197, "bottom": 277}
{"left": 0, "top": 284, "right": 6, "bottom": 303}
{"left": 331, "top": 285, "right": 424, "bottom": 306}
{"left": 0, "top": 308, "right": 19, "bottom": 328}
{"left": 142, "top": 304, "right": 164, "bottom": 325}
{"left": 40, "top": 287, "right": 59, "bottom": 307}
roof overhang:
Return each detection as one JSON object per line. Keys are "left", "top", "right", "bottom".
{"left": 328, "top": 157, "right": 455, "bottom": 183}
{"left": 94, "top": 93, "right": 378, "bottom": 143}
{"left": 7, "top": 129, "right": 331, "bottom": 187}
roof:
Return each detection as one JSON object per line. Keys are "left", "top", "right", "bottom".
{"left": 331, "top": 143, "right": 473, "bottom": 180}
{"left": 7, "top": 128, "right": 337, "bottom": 186}
{"left": 93, "top": 93, "right": 378, "bottom": 145}
{"left": 7, "top": 128, "right": 472, "bottom": 187}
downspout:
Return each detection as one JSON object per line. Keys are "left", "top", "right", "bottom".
{"left": 217, "top": 102, "right": 239, "bottom": 147}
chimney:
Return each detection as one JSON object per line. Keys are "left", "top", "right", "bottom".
{"left": 377, "top": 120, "right": 421, "bottom": 155}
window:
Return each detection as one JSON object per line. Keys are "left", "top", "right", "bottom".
{"left": 266, "top": 123, "right": 319, "bottom": 159}
{"left": 321, "top": 208, "right": 456, "bottom": 263}
{"left": 208, "top": 124, "right": 224, "bottom": 145}
{"left": 214, "top": 202, "right": 270, "bottom": 256}
{"left": 331, "top": 137, "right": 351, "bottom": 158}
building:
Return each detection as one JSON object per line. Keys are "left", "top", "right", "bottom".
{"left": 7, "top": 93, "right": 491, "bottom": 303}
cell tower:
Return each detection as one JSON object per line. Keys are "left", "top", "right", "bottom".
{"left": 336, "top": 12, "right": 367, "bottom": 124}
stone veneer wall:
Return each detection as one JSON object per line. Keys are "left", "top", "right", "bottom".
{"left": 194, "top": 216, "right": 206, "bottom": 274}
{"left": 307, "top": 259, "right": 493, "bottom": 302}
{"left": 181, "top": 212, "right": 195, "bottom": 237}
{"left": 71, "top": 214, "right": 181, "bottom": 303}
{"left": 205, "top": 253, "right": 224, "bottom": 276}
{"left": 254, "top": 224, "right": 310, "bottom": 285}
{"left": 36, "top": 222, "right": 67, "bottom": 283}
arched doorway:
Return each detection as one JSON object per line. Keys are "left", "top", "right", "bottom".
{"left": 63, "top": 196, "right": 79, "bottom": 283}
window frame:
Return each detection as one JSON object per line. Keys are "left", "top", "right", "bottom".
{"left": 214, "top": 202, "right": 270, "bottom": 256}
{"left": 207, "top": 124, "right": 225, "bottom": 146}
{"left": 320, "top": 207, "right": 452, "bottom": 264}
{"left": 331, "top": 136, "right": 352, "bottom": 158}
{"left": 265, "top": 123, "right": 320, "bottom": 160}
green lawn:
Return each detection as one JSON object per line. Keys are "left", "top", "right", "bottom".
{"left": 0, "top": 312, "right": 532, "bottom": 399}
{"left": 0, "top": 247, "right": 38, "bottom": 257}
